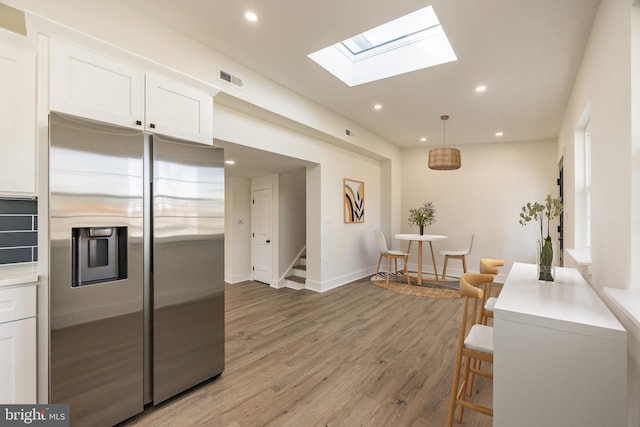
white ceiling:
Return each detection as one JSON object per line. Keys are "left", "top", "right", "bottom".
{"left": 117, "top": 0, "right": 601, "bottom": 174}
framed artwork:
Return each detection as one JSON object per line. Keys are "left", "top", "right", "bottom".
{"left": 344, "top": 178, "right": 364, "bottom": 223}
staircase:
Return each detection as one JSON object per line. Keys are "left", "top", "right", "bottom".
{"left": 284, "top": 254, "right": 306, "bottom": 290}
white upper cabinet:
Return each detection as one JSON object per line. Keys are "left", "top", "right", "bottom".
{"left": 50, "top": 38, "right": 145, "bottom": 130}
{"left": 49, "top": 38, "right": 214, "bottom": 144}
{"left": 0, "top": 31, "right": 36, "bottom": 196}
{"left": 146, "top": 72, "right": 213, "bottom": 145}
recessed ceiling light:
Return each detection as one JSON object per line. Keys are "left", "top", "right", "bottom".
{"left": 420, "top": 137, "right": 427, "bottom": 142}
{"left": 245, "top": 11, "right": 258, "bottom": 22}
{"left": 225, "top": 160, "right": 236, "bottom": 165}
{"left": 475, "top": 85, "right": 487, "bottom": 93}
{"left": 495, "top": 131, "right": 504, "bottom": 137}
{"left": 374, "top": 104, "right": 382, "bottom": 110}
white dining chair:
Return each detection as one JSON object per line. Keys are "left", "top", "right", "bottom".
{"left": 374, "top": 231, "right": 410, "bottom": 286}
{"left": 440, "top": 234, "right": 474, "bottom": 280}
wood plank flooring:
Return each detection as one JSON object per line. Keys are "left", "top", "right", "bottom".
{"left": 122, "top": 278, "right": 493, "bottom": 426}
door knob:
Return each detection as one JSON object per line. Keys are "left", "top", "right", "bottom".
{"left": 266, "top": 240, "right": 271, "bottom": 243}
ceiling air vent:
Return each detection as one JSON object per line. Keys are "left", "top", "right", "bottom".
{"left": 219, "top": 69, "right": 244, "bottom": 88}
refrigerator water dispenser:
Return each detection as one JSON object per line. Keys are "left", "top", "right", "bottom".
{"left": 72, "top": 226, "right": 128, "bottom": 286}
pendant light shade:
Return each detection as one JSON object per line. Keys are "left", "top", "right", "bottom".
{"left": 428, "top": 147, "right": 461, "bottom": 170}
{"left": 428, "top": 115, "right": 461, "bottom": 170}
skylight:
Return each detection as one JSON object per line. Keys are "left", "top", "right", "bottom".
{"left": 308, "top": 6, "right": 457, "bottom": 87}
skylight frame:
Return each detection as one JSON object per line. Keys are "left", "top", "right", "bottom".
{"left": 308, "top": 6, "right": 457, "bottom": 86}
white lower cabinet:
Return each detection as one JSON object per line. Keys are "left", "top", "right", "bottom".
{"left": 0, "top": 317, "right": 36, "bottom": 403}
{"left": 0, "top": 284, "right": 37, "bottom": 404}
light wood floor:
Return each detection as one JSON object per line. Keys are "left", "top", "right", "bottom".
{"left": 122, "top": 278, "right": 493, "bottom": 427}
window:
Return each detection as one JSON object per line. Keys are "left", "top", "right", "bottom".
{"left": 568, "top": 105, "right": 592, "bottom": 266}
{"left": 584, "top": 121, "right": 592, "bottom": 248}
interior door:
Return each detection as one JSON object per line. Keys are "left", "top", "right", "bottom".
{"left": 252, "top": 187, "right": 272, "bottom": 284}
{"left": 558, "top": 157, "right": 564, "bottom": 267}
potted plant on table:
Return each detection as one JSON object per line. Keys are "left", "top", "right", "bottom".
{"left": 519, "top": 194, "right": 563, "bottom": 281}
{"left": 408, "top": 202, "right": 436, "bottom": 235}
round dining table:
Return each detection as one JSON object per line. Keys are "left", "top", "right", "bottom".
{"left": 394, "top": 234, "right": 448, "bottom": 284}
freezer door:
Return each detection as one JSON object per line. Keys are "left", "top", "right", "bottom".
{"left": 152, "top": 135, "right": 225, "bottom": 404}
{"left": 49, "top": 113, "right": 145, "bottom": 426}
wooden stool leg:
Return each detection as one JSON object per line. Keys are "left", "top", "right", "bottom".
{"left": 447, "top": 347, "right": 464, "bottom": 427}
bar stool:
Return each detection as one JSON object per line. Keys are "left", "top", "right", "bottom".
{"left": 448, "top": 272, "right": 495, "bottom": 426}
{"left": 466, "top": 259, "right": 504, "bottom": 398}
{"left": 479, "top": 258, "right": 504, "bottom": 325}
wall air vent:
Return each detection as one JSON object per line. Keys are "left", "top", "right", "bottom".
{"left": 219, "top": 69, "right": 244, "bottom": 88}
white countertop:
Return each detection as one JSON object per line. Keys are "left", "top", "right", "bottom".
{"left": 0, "top": 262, "right": 39, "bottom": 288}
{"left": 494, "top": 262, "right": 625, "bottom": 341}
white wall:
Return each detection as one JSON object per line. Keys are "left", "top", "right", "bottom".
{"left": 557, "top": 1, "right": 639, "bottom": 425}
{"left": 224, "top": 176, "right": 252, "bottom": 283}
{"left": 401, "top": 139, "right": 558, "bottom": 281}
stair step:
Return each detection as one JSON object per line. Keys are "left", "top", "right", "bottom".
{"left": 293, "top": 264, "right": 307, "bottom": 271}
{"left": 286, "top": 276, "right": 305, "bottom": 284}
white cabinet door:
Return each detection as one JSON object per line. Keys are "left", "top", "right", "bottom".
{"left": 146, "top": 72, "right": 214, "bottom": 145}
{"left": 0, "top": 31, "right": 36, "bottom": 196}
{"left": 0, "top": 317, "right": 36, "bottom": 404}
{"left": 50, "top": 38, "right": 145, "bottom": 129}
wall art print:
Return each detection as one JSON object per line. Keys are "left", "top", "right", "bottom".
{"left": 344, "top": 178, "right": 364, "bottom": 223}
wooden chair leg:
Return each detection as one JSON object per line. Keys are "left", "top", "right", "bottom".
{"left": 403, "top": 255, "right": 411, "bottom": 285}
{"left": 376, "top": 254, "right": 383, "bottom": 279}
{"left": 462, "top": 256, "right": 467, "bottom": 273}
{"left": 386, "top": 256, "right": 391, "bottom": 286}
{"left": 442, "top": 256, "right": 449, "bottom": 281}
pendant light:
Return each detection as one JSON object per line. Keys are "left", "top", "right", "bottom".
{"left": 428, "top": 115, "right": 461, "bottom": 170}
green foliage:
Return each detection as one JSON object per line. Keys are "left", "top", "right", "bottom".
{"left": 519, "top": 194, "right": 563, "bottom": 241}
{"left": 408, "top": 201, "right": 436, "bottom": 228}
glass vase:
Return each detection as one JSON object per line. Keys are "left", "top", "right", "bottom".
{"left": 536, "top": 237, "right": 555, "bottom": 282}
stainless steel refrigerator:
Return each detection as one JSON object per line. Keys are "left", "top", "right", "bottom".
{"left": 48, "top": 112, "right": 225, "bottom": 426}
